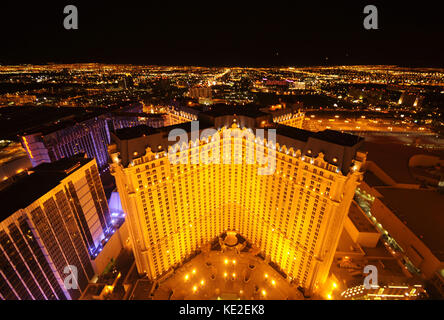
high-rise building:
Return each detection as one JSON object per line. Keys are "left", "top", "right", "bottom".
{"left": 164, "top": 106, "right": 199, "bottom": 126}
{"left": 109, "top": 107, "right": 365, "bottom": 295}
{"left": 0, "top": 155, "right": 112, "bottom": 300}
{"left": 21, "top": 114, "right": 111, "bottom": 168}
{"left": 188, "top": 86, "right": 212, "bottom": 100}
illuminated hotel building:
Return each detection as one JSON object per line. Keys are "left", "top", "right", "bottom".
{"left": 268, "top": 107, "right": 305, "bottom": 129}
{"left": 0, "top": 156, "right": 111, "bottom": 300}
{"left": 164, "top": 106, "right": 199, "bottom": 126}
{"left": 110, "top": 107, "right": 365, "bottom": 295}
{"left": 21, "top": 114, "right": 111, "bottom": 168}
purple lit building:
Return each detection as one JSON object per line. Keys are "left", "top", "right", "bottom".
{"left": 21, "top": 113, "right": 111, "bottom": 168}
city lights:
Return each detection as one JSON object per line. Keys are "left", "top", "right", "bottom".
{"left": 0, "top": 44, "right": 442, "bottom": 304}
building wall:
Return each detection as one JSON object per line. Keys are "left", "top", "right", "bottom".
{"left": 111, "top": 125, "right": 363, "bottom": 294}
{"left": 91, "top": 224, "right": 124, "bottom": 275}
{"left": 21, "top": 117, "right": 111, "bottom": 168}
{"left": 344, "top": 216, "right": 380, "bottom": 248}
{"left": 0, "top": 212, "right": 69, "bottom": 300}
{"left": 0, "top": 159, "right": 111, "bottom": 300}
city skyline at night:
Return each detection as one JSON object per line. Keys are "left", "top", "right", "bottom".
{"left": 0, "top": 63, "right": 442, "bottom": 302}
{"left": 0, "top": 1, "right": 443, "bottom": 310}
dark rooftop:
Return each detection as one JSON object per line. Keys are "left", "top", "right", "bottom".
{"left": 275, "top": 125, "right": 363, "bottom": 147}
{"left": 114, "top": 119, "right": 214, "bottom": 141}
{"left": 314, "top": 130, "right": 364, "bottom": 147}
{"left": 111, "top": 112, "right": 165, "bottom": 119}
{"left": 363, "top": 142, "right": 441, "bottom": 185}
{"left": 274, "top": 124, "right": 313, "bottom": 142}
{"left": 375, "top": 187, "right": 444, "bottom": 261}
{"left": 0, "top": 155, "right": 92, "bottom": 222}
{"left": 201, "top": 104, "right": 269, "bottom": 118}
{"left": 114, "top": 125, "right": 159, "bottom": 140}
{"left": 23, "top": 109, "right": 109, "bottom": 136}
{"left": 0, "top": 106, "right": 116, "bottom": 139}
{"left": 364, "top": 171, "right": 388, "bottom": 187}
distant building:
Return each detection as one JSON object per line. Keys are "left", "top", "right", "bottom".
{"left": 21, "top": 114, "right": 110, "bottom": 168}
{"left": 0, "top": 156, "right": 112, "bottom": 300}
{"left": 164, "top": 105, "right": 199, "bottom": 126}
{"left": 398, "top": 92, "right": 424, "bottom": 108}
{"left": 268, "top": 106, "right": 305, "bottom": 129}
{"left": 0, "top": 94, "right": 37, "bottom": 106}
{"left": 289, "top": 82, "right": 306, "bottom": 90}
{"left": 188, "top": 87, "right": 212, "bottom": 100}
{"left": 110, "top": 112, "right": 166, "bottom": 130}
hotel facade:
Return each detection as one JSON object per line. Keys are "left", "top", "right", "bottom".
{"left": 21, "top": 115, "right": 111, "bottom": 168}
{"left": 110, "top": 107, "right": 365, "bottom": 295}
{"left": 0, "top": 156, "right": 111, "bottom": 300}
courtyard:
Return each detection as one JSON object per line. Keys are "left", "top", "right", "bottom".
{"left": 150, "top": 248, "right": 304, "bottom": 300}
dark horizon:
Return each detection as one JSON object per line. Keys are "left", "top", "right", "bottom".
{"left": 1, "top": 1, "right": 443, "bottom": 67}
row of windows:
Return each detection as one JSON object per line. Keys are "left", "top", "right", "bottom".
{"left": 124, "top": 134, "right": 355, "bottom": 287}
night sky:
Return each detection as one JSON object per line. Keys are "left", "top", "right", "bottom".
{"left": 1, "top": 1, "right": 443, "bottom": 67}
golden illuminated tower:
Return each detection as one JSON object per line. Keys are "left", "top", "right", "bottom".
{"left": 109, "top": 108, "right": 365, "bottom": 295}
